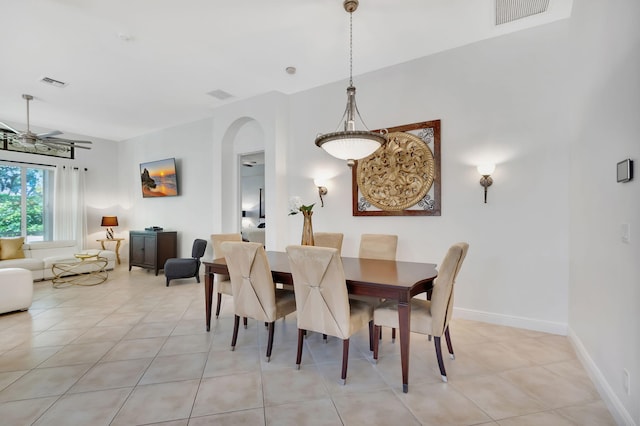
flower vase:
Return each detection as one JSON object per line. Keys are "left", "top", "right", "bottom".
{"left": 301, "top": 210, "right": 314, "bottom": 246}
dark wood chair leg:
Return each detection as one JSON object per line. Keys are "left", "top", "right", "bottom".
{"left": 444, "top": 325, "right": 455, "bottom": 359}
{"left": 373, "top": 325, "right": 380, "bottom": 362}
{"left": 296, "top": 328, "right": 305, "bottom": 369}
{"left": 341, "top": 339, "right": 350, "bottom": 385}
{"left": 231, "top": 315, "right": 240, "bottom": 350}
{"left": 392, "top": 328, "right": 396, "bottom": 342}
{"left": 243, "top": 317, "right": 248, "bottom": 329}
{"left": 266, "top": 322, "right": 275, "bottom": 362}
{"left": 215, "top": 293, "right": 222, "bottom": 318}
{"left": 323, "top": 334, "right": 328, "bottom": 343}
{"left": 434, "top": 336, "right": 447, "bottom": 382}
{"left": 369, "top": 321, "right": 374, "bottom": 351}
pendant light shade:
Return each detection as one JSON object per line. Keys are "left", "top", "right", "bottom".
{"left": 315, "top": 0, "right": 385, "bottom": 167}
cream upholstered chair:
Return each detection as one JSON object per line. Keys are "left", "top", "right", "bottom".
{"left": 373, "top": 242, "right": 469, "bottom": 383}
{"left": 286, "top": 245, "right": 374, "bottom": 385}
{"left": 220, "top": 241, "right": 296, "bottom": 361}
{"left": 211, "top": 233, "right": 242, "bottom": 318}
{"left": 358, "top": 233, "right": 398, "bottom": 261}
{"left": 313, "top": 232, "right": 344, "bottom": 254}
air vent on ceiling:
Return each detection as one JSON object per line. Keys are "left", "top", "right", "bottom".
{"left": 207, "top": 89, "right": 233, "bottom": 100}
{"left": 40, "top": 76, "right": 68, "bottom": 88}
{"left": 496, "top": 0, "right": 550, "bottom": 25}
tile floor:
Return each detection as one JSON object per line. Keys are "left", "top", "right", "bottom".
{"left": 0, "top": 266, "right": 616, "bottom": 425}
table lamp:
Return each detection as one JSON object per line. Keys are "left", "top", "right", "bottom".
{"left": 101, "top": 216, "right": 118, "bottom": 239}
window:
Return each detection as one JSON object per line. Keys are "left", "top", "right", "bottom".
{"left": 0, "top": 163, "right": 54, "bottom": 242}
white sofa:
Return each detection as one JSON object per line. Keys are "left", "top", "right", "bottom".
{"left": 0, "top": 268, "right": 33, "bottom": 314}
{"left": 241, "top": 227, "right": 265, "bottom": 246}
{"left": 0, "top": 240, "right": 116, "bottom": 281}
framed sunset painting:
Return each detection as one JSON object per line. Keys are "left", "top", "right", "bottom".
{"left": 140, "top": 158, "right": 179, "bottom": 198}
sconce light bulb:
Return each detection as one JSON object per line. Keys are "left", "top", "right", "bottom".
{"left": 477, "top": 164, "right": 495, "bottom": 176}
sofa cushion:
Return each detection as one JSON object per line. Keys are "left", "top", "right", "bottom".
{"left": 0, "top": 257, "right": 42, "bottom": 271}
{"left": 0, "top": 237, "right": 25, "bottom": 260}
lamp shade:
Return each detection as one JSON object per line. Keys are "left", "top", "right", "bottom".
{"left": 101, "top": 216, "right": 118, "bottom": 227}
{"left": 477, "top": 164, "right": 495, "bottom": 176}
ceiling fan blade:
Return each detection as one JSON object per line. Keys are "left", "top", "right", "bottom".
{"left": 0, "top": 121, "right": 20, "bottom": 134}
{"left": 36, "top": 130, "right": 63, "bottom": 138}
{"left": 43, "top": 137, "right": 93, "bottom": 144}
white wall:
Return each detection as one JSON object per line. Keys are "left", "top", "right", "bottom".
{"left": 566, "top": 1, "right": 640, "bottom": 424}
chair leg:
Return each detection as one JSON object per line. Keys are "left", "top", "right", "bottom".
{"left": 391, "top": 328, "right": 396, "bottom": 342}
{"left": 243, "top": 317, "right": 248, "bottom": 329}
{"left": 444, "top": 325, "right": 455, "bottom": 360}
{"left": 266, "top": 322, "right": 275, "bottom": 362}
{"left": 433, "top": 336, "right": 447, "bottom": 382}
{"left": 166, "top": 278, "right": 170, "bottom": 287}
{"left": 296, "top": 328, "right": 305, "bottom": 369}
{"left": 215, "top": 293, "right": 222, "bottom": 318}
{"left": 323, "top": 334, "right": 328, "bottom": 343}
{"left": 341, "top": 339, "right": 350, "bottom": 385}
{"left": 373, "top": 325, "right": 380, "bottom": 363}
{"left": 369, "top": 321, "right": 374, "bottom": 351}
{"left": 196, "top": 274, "right": 200, "bottom": 283}
{"left": 231, "top": 315, "right": 240, "bottom": 351}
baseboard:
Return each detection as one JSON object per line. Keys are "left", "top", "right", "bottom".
{"left": 567, "top": 327, "right": 636, "bottom": 426}
{"left": 452, "top": 307, "right": 568, "bottom": 335}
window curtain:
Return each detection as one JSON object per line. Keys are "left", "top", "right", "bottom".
{"left": 53, "top": 165, "right": 87, "bottom": 248}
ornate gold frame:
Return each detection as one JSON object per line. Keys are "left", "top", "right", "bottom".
{"left": 352, "top": 120, "right": 441, "bottom": 216}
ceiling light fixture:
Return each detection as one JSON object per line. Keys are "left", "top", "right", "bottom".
{"left": 314, "top": 0, "right": 386, "bottom": 167}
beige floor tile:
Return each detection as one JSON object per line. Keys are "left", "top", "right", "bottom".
{"left": 0, "top": 396, "right": 58, "bottom": 425}
{"left": 265, "top": 398, "right": 342, "bottom": 426}
{"left": 317, "top": 358, "right": 388, "bottom": 395}
{"left": 496, "top": 411, "right": 576, "bottom": 425}
{"left": 96, "top": 312, "right": 146, "bottom": 327}
{"left": 38, "top": 341, "right": 114, "bottom": 368}
{"left": 139, "top": 352, "right": 208, "bottom": 385}
{"left": 73, "top": 325, "right": 133, "bottom": 343}
{"left": 0, "top": 364, "right": 92, "bottom": 402}
{"left": 110, "top": 379, "right": 200, "bottom": 425}
{"left": 456, "top": 341, "right": 534, "bottom": 372}
{"left": 263, "top": 365, "right": 330, "bottom": 406}
{"left": 33, "top": 387, "right": 132, "bottom": 426}
{"left": 171, "top": 319, "right": 210, "bottom": 336}
{"left": 499, "top": 365, "right": 599, "bottom": 409}
{"left": 554, "top": 400, "right": 617, "bottom": 425}
{"left": 158, "top": 333, "right": 213, "bottom": 356}
{"left": 0, "top": 370, "right": 26, "bottom": 391}
{"left": 69, "top": 358, "right": 153, "bottom": 393}
{"left": 451, "top": 375, "right": 546, "bottom": 420}
{"left": 190, "top": 408, "right": 265, "bottom": 425}
{"left": 373, "top": 352, "right": 443, "bottom": 390}
{"left": 47, "top": 314, "right": 109, "bottom": 331}
{"left": 27, "top": 328, "right": 88, "bottom": 347}
{"left": 505, "top": 337, "right": 576, "bottom": 365}
{"left": 543, "top": 359, "right": 598, "bottom": 390}
{"left": 124, "top": 321, "right": 177, "bottom": 339}
{"left": 102, "top": 336, "right": 166, "bottom": 361}
{"left": 191, "top": 372, "right": 263, "bottom": 417}
{"left": 398, "top": 381, "right": 492, "bottom": 425}
{"left": 202, "top": 345, "right": 260, "bottom": 378}
{"left": 333, "top": 389, "right": 421, "bottom": 425}
{"left": 0, "top": 346, "right": 62, "bottom": 372}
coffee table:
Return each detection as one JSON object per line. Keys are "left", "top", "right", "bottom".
{"left": 52, "top": 253, "right": 109, "bottom": 288}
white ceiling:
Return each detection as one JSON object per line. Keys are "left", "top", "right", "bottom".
{"left": 0, "top": 0, "right": 572, "bottom": 142}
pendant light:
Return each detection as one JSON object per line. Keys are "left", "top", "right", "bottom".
{"left": 315, "top": 0, "right": 386, "bottom": 167}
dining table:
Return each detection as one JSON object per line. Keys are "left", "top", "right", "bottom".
{"left": 203, "top": 251, "right": 438, "bottom": 393}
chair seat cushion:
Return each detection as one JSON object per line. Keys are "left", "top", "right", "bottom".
{"left": 164, "top": 258, "right": 198, "bottom": 278}
{"left": 216, "top": 278, "right": 232, "bottom": 295}
{"left": 374, "top": 298, "right": 433, "bottom": 336}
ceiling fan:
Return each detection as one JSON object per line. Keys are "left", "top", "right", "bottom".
{"left": 0, "top": 94, "right": 92, "bottom": 151}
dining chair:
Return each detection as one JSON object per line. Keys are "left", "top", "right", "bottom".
{"left": 358, "top": 233, "right": 398, "bottom": 261}
{"left": 210, "top": 233, "right": 242, "bottom": 318}
{"left": 221, "top": 241, "right": 296, "bottom": 361}
{"left": 372, "top": 242, "right": 469, "bottom": 383}
{"left": 286, "top": 244, "right": 374, "bottom": 385}
{"left": 313, "top": 232, "right": 344, "bottom": 254}
{"left": 164, "top": 238, "right": 207, "bottom": 286}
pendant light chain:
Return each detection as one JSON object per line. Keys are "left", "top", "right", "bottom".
{"left": 349, "top": 11, "right": 353, "bottom": 87}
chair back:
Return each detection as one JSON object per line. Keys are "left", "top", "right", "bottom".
{"left": 359, "top": 234, "right": 398, "bottom": 261}
{"left": 191, "top": 239, "right": 207, "bottom": 259}
{"left": 286, "top": 245, "right": 351, "bottom": 339}
{"left": 430, "top": 242, "right": 469, "bottom": 336}
{"left": 220, "top": 241, "right": 277, "bottom": 322}
{"left": 211, "top": 233, "right": 242, "bottom": 282}
{"left": 313, "top": 232, "right": 344, "bottom": 254}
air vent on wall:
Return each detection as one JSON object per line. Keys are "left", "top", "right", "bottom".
{"left": 40, "top": 76, "right": 68, "bottom": 88}
{"left": 207, "top": 89, "right": 233, "bottom": 100}
{"left": 496, "top": 0, "right": 550, "bottom": 25}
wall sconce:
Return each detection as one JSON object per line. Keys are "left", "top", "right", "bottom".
{"left": 314, "top": 178, "right": 328, "bottom": 207}
{"left": 101, "top": 216, "right": 118, "bottom": 239}
{"left": 477, "top": 164, "right": 495, "bottom": 203}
